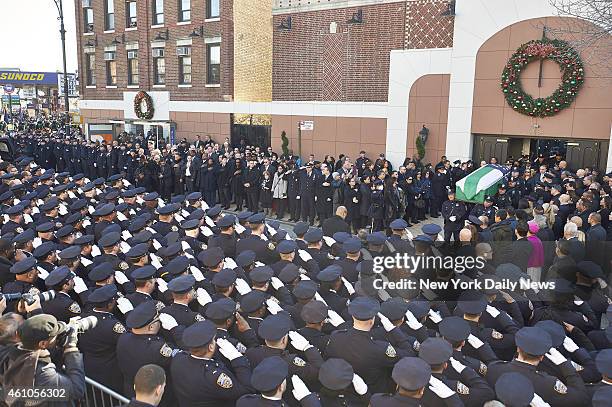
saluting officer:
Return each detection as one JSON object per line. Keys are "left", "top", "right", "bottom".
{"left": 41, "top": 266, "right": 81, "bottom": 323}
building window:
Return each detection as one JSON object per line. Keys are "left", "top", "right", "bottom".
{"left": 83, "top": 6, "right": 94, "bottom": 33}
{"left": 153, "top": 48, "right": 165, "bottom": 85}
{"left": 178, "top": 0, "right": 190, "bottom": 22}
{"left": 127, "top": 51, "right": 139, "bottom": 85}
{"left": 126, "top": 1, "right": 137, "bottom": 27}
{"left": 206, "top": 43, "right": 220, "bottom": 84}
{"left": 85, "top": 53, "right": 96, "bottom": 86}
{"left": 106, "top": 60, "right": 117, "bottom": 86}
{"left": 105, "top": 0, "right": 115, "bottom": 30}
{"left": 178, "top": 47, "right": 192, "bottom": 84}
{"left": 153, "top": 0, "right": 164, "bottom": 25}
{"left": 207, "top": 0, "right": 219, "bottom": 19}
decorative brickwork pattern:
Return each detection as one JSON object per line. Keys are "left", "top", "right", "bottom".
{"left": 405, "top": 0, "right": 454, "bottom": 49}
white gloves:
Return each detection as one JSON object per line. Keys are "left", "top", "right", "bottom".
{"left": 563, "top": 336, "right": 579, "bottom": 353}
{"left": 216, "top": 338, "right": 243, "bottom": 361}
{"left": 114, "top": 271, "right": 129, "bottom": 285}
{"left": 405, "top": 310, "right": 424, "bottom": 330}
{"left": 449, "top": 357, "right": 466, "bottom": 373}
{"left": 485, "top": 305, "right": 500, "bottom": 318}
{"left": 291, "top": 375, "right": 311, "bottom": 401}
{"left": 298, "top": 250, "right": 312, "bottom": 262}
{"left": 428, "top": 309, "right": 442, "bottom": 324}
{"left": 196, "top": 288, "right": 212, "bottom": 307}
{"left": 449, "top": 216, "right": 457, "bottom": 222}
{"left": 270, "top": 277, "right": 284, "bottom": 290}
{"left": 266, "top": 298, "right": 284, "bottom": 315}
{"left": 224, "top": 257, "right": 238, "bottom": 270}
{"left": 158, "top": 313, "right": 178, "bottom": 330}
{"left": 327, "top": 310, "right": 345, "bottom": 327}
{"left": 289, "top": 331, "right": 313, "bottom": 351}
{"left": 190, "top": 266, "right": 205, "bottom": 282}
{"left": 116, "top": 297, "right": 134, "bottom": 314}
{"left": 377, "top": 312, "right": 396, "bottom": 332}
{"left": 531, "top": 393, "right": 551, "bottom": 407}
{"left": 156, "top": 278, "right": 168, "bottom": 292}
{"left": 545, "top": 347, "right": 567, "bottom": 365}
{"left": 428, "top": 376, "right": 455, "bottom": 399}
{"left": 72, "top": 276, "right": 88, "bottom": 294}
{"left": 467, "top": 334, "right": 484, "bottom": 349}
{"left": 341, "top": 277, "right": 355, "bottom": 296}
{"left": 352, "top": 374, "right": 368, "bottom": 395}
{"left": 235, "top": 278, "right": 252, "bottom": 295}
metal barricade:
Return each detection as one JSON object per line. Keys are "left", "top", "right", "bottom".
{"left": 81, "top": 376, "right": 129, "bottom": 407}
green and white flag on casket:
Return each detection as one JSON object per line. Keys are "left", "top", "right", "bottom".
{"left": 455, "top": 164, "right": 509, "bottom": 204}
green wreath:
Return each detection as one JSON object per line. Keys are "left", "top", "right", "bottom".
{"left": 134, "top": 91, "right": 154, "bottom": 120}
{"left": 501, "top": 38, "right": 584, "bottom": 117}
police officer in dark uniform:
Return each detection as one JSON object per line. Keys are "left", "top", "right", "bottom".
{"left": 494, "top": 184, "right": 512, "bottom": 209}
{"left": 469, "top": 196, "right": 496, "bottom": 225}
{"left": 208, "top": 215, "right": 237, "bottom": 258}
{"left": 41, "top": 265, "right": 81, "bottom": 323}
{"left": 315, "top": 166, "right": 334, "bottom": 225}
{"left": 441, "top": 190, "right": 467, "bottom": 243}
{"left": 387, "top": 219, "right": 414, "bottom": 255}
{"left": 297, "top": 300, "right": 331, "bottom": 354}
{"left": 3, "top": 257, "right": 40, "bottom": 313}
{"left": 299, "top": 163, "right": 318, "bottom": 225}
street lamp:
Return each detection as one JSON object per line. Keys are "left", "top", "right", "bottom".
{"left": 52, "top": 0, "right": 71, "bottom": 138}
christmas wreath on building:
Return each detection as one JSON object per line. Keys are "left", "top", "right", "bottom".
{"left": 501, "top": 38, "right": 584, "bottom": 117}
{"left": 134, "top": 91, "right": 154, "bottom": 120}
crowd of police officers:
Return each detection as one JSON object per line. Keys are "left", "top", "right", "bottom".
{"left": 0, "top": 116, "right": 609, "bottom": 407}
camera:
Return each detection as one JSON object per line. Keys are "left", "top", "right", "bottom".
{"left": 57, "top": 316, "right": 98, "bottom": 348}
{"left": 2, "top": 290, "right": 56, "bottom": 306}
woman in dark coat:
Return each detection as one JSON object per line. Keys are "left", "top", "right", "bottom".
{"left": 259, "top": 171, "right": 273, "bottom": 215}
{"left": 199, "top": 158, "right": 218, "bottom": 207}
{"left": 160, "top": 157, "right": 174, "bottom": 201}
{"left": 359, "top": 177, "right": 372, "bottom": 229}
{"left": 343, "top": 177, "right": 361, "bottom": 233}
{"left": 384, "top": 178, "right": 401, "bottom": 231}
{"left": 368, "top": 180, "right": 385, "bottom": 232}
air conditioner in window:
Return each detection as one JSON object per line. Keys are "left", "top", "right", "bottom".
{"left": 104, "top": 52, "right": 116, "bottom": 61}
{"left": 86, "top": 23, "right": 94, "bottom": 32}
{"left": 176, "top": 47, "right": 191, "bottom": 56}
{"left": 152, "top": 48, "right": 165, "bottom": 58}
{"left": 127, "top": 50, "right": 138, "bottom": 59}
{"left": 82, "top": 0, "right": 92, "bottom": 8}
{"left": 129, "top": 20, "right": 137, "bottom": 28}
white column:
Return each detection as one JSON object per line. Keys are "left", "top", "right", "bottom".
{"left": 606, "top": 126, "right": 612, "bottom": 173}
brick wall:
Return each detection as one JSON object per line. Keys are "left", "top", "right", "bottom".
{"left": 405, "top": 0, "right": 454, "bottom": 49}
{"left": 272, "top": 2, "right": 406, "bottom": 102}
{"left": 170, "top": 111, "right": 231, "bottom": 142}
{"left": 75, "top": 0, "right": 234, "bottom": 102}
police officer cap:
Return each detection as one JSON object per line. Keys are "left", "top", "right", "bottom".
{"left": 39, "top": 172, "right": 53, "bottom": 181}
{"left": 89, "top": 263, "right": 115, "bottom": 282}
{"left": 318, "top": 358, "right": 354, "bottom": 391}
{"left": 13, "top": 228, "right": 35, "bottom": 244}
{"left": 534, "top": 320, "right": 565, "bottom": 348}
{"left": 439, "top": 316, "right": 471, "bottom": 342}
{"left": 239, "top": 290, "right": 267, "bottom": 313}
{"left": 18, "top": 314, "right": 67, "bottom": 345}
{"left": 187, "top": 208, "right": 205, "bottom": 221}
{"left": 45, "top": 266, "right": 73, "bottom": 287}
{"left": 205, "top": 298, "right": 236, "bottom": 320}
{"left": 55, "top": 225, "right": 74, "bottom": 239}
{"left": 348, "top": 296, "right": 380, "bottom": 320}
{"left": 65, "top": 212, "right": 83, "bottom": 226}
{"left": 186, "top": 192, "right": 202, "bottom": 201}
{"left": 303, "top": 228, "right": 323, "bottom": 243}
{"left": 293, "top": 221, "right": 309, "bottom": 236}
{"left": 93, "top": 203, "right": 115, "bottom": 217}
{"left": 121, "top": 189, "right": 137, "bottom": 198}
{"left": 421, "top": 223, "right": 442, "bottom": 235}
{"left": 134, "top": 187, "right": 146, "bottom": 194}
{"left": 40, "top": 199, "right": 58, "bottom": 212}
{"left": 317, "top": 265, "right": 342, "bottom": 282}
{"left": 179, "top": 219, "right": 199, "bottom": 232}
{"left": 235, "top": 250, "right": 256, "bottom": 267}
{"left": 128, "top": 218, "right": 147, "bottom": 233}
{"left": 250, "top": 266, "right": 274, "bottom": 284}
{"left": 81, "top": 182, "right": 95, "bottom": 193}
{"left": 116, "top": 203, "right": 129, "bottom": 213}
{"left": 88, "top": 284, "right": 118, "bottom": 305}
{"left": 74, "top": 234, "right": 94, "bottom": 245}
{"left": 246, "top": 213, "right": 265, "bottom": 224}
{"left": 392, "top": 357, "right": 431, "bottom": 391}
{"left": 102, "top": 224, "right": 122, "bottom": 236}
{"left": 484, "top": 195, "right": 494, "bottom": 203}
{"left": 104, "top": 190, "right": 120, "bottom": 201}
{"left": 33, "top": 241, "right": 57, "bottom": 258}
{"left": 159, "top": 242, "right": 182, "bottom": 258}
{"left": 457, "top": 290, "right": 487, "bottom": 314}
{"left": 332, "top": 232, "right": 351, "bottom": 244}
{"left": 468, "top": 215, "right": 482, "bottom": 226}
{"left": 380, "top": 298, "right": 409, "bottom": 321}
{"left": 166, "top": 256, "right": 190, "bottom": 275}
{"left": 593, "top": 387, "right": 612, "bottom": 407}
{"left": 278, "top": 263, "right": 300, "bottom": 284}
{"left": 108, "top": 174, "right": 122, "bottom": 182}
{"left": 342, "top": 238, "right": 361, "bottom": 254}
{"left": 92, "top": 177, "right": 104, "bottom": 186}
{"left": 167, "top": 275, "right": 196, "bottom": 293}
{"left": 4, "top": 205, "right": 23, "bottom": 215}
{"left": 495, "top": 263, "right": 529, "bottom": 282}
{"left": 126, "top": 243, "right": 149, "bottom": 259}
{"left": 251, "top": 356, "right": 289, "bottom": 392}
{"left": 125, "top": 301, "right": 157, "bottom": 329}
{"left": 390, "top": 219, "right": 408, "bottom": 230}
{"left": 36, "top": 222, "right": 55, "bottom": 233}
{"left": 182, "top": 320, "right": 217, "bottom": 348}
{"left": 130, "top": 230, "right": 153, "bottom": 245}
{"left": 170, "top": 195, "right": 185, "bottom": 205}
{"left": 413, "top": 235, "right": 434, "bottom": 244}
{"left": 577, "top": 260, "right": 604, "bottom": 279}
{"left": 292, "top": 280, "right": 318, "bottom": 300}
{"left": 301, "top": 300, "right": 328, "bottom": 324}
{"left": 276, "top": 240, "right": 297, "bottom": 254}
{"left": 237, "top": 211, "right": 253, "bottom": 222}
{"left": 10, "top": 256, "right": 37, "bottom": 274}
{"left": 216, "top": 215, "right": 235, "bottom": 228}
{"left": 206, "top": 205, "right": 222, "bottom": 218}
{"left": 258, "top": 314, "right": 292, "bottom": 341}
{"left": 143, "top": 192, "right": 159, "bottom": 201}
{"left": 495, "top": 372, "right": 534, "bottom": 407}
{"left": 131, "top": 265, "right": 157, "bottom": 281}
{"left": 212, "top": 268, "right": 237, "bottom": 288}
{"left": 58, "top": 245, "right": 80, "bottom": 260}
{"left": 157, "top": 203, "right": 180, "bottom": 215}
{"left": 515, "top": 326, "right": 552, "bottom": 356}
{"left": 419, "top": 337, "right": 453, "bottom": 365}
{"left": 551, "top": 278, "right": 575, "bottom": 295}
{"left": 595, "top": 349, "right": 612, "bottom": 377}
{"left": 271, "top": 230, "right": 288, "bottom": 243}
{"left": 267, "top": 220, "right": 281, "bottom": 232}
{"left": 99, "top": 232, "right": 121, "bottom": 248}
{"left": 197, "top": 247, "right": 224, "bottom": 268}
{"left": 366, "top": 231, "right": 386, "bottom": 246}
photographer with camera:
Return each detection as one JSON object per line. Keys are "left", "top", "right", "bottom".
{"left": 1, "top": 314, "right": 86, "bottom": 406}
{"left": 3, "top": 257, "right": 39, "bottom": 314}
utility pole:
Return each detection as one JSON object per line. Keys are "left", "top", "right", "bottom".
{"left": 53, "top": 0, "right": 71, "bottom": 138}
